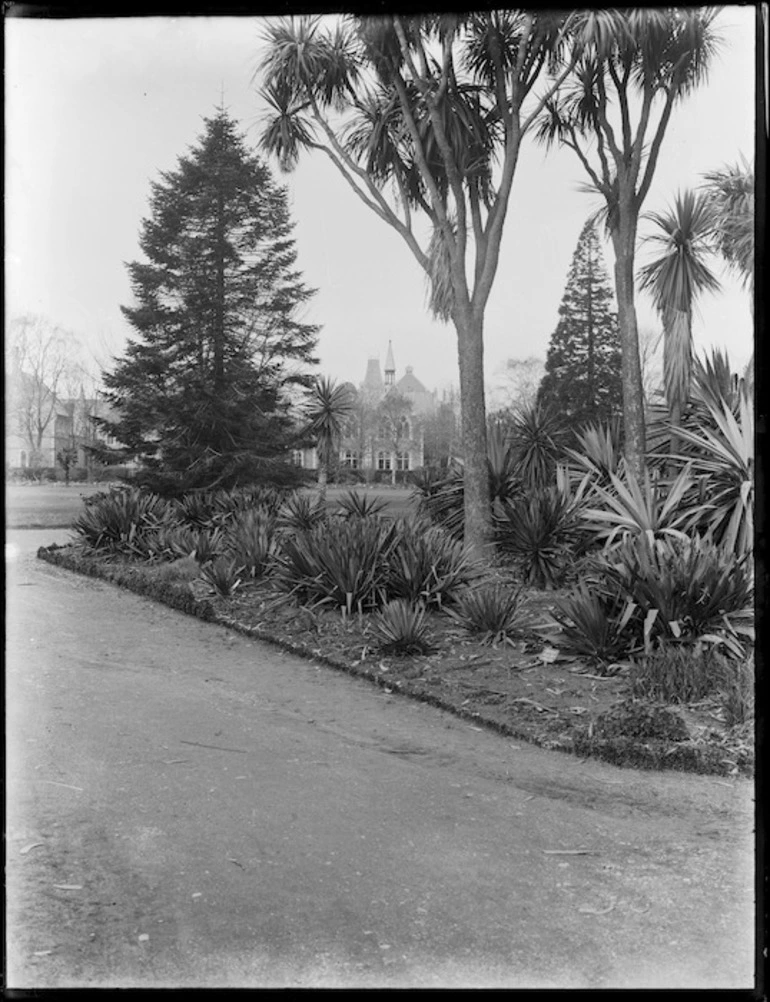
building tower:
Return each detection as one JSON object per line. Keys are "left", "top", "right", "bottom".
{"left": 384, "top": 340, "right": 396, "bottom": 387}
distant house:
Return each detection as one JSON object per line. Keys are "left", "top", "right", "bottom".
{"left": 5, "top": 355, "right": 127, "bottom": 475}
{"left": 293, "top": 342, "right": 438, "bottom": 480}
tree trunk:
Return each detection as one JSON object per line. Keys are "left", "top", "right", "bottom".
{"left": 454, "top": 305, "right": 492, "bottom": 557}
{"left": 611, "top": 221, "right": 646, "bottom": 480}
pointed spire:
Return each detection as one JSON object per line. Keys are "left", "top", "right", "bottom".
{"left": 384, "top": 340, "right": 395, "bottom": 386}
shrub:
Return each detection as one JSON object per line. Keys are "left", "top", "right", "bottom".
{"left": 335, "top": 489, "right": 388, "bottom": 520}
{"left": 601, "top": 534, "right": 754, "bottom": 657}
{"left": 580, "top": 467, "right": 694, "bottom": 548}
{"left": 386, "top": 518, "right": 482, "bottom": 609}
{"left": 192, "top": 527, "right": 228, "bottom": 564}
{"left": 277, "top": 517, "right": 397, "bottom": 612}
{"left": 505, "top": 401, "right": 569, "bottom": 491}
{"left": 199, "top": 557, "right": 244, "bottom": 597}
{"left": 671, "top": 388, "right": 753, "bottom": 557}
{"left": 448, "top": 583, "right": 524, "bottom": 645}
{"left": 226, "top": 507, "right": 277, "bottom": 579}
{"left": 552, "top": 583, "right": 639, "bottom": 671}
{"left": 413, "top": 464, "right": 466, "bottom": 539}
{"left": 277, "top": 491, "right": 327, "bottom": 533}
{"left": 72, "top": 487, "right": 174, "bottom": 555}
{"left": 371, "top": 600, "right": 434, "bottom": 655}
{"left": 494, "top": 487, "right": 581, "bottom": 589}
{"left": 173, "top": 489, "right": 223, "bottom": 529}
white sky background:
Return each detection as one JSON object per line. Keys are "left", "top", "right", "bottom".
{"left": 5, "top": 9, "right": 756, "bottom": 399}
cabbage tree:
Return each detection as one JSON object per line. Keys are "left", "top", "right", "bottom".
{"left": 255, "top": 12, "right": 579, "bottom": 556}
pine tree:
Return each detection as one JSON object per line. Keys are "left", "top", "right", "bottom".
{"left": 537, "top": 219, "right": 623, "bottom": 430}
{"left": 98, "top": 109, "right": 319, "bottom": 493}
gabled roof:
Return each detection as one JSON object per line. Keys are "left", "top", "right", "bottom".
{"left": 396, "top": 367, "right": 428, "bottom": 395}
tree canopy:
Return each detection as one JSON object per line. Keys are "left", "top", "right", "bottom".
{"left": 256, "top": 11, "right": 579, "bottom": 554}
{"left": 99, "top": 110, "right": 319, "bottom": 493}
{"left": 538, "top": 218, "right": 623, "bottom": 430}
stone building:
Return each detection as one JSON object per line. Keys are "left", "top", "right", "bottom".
{"left": 294, "top": 342, "right": 437, "bottom": 480}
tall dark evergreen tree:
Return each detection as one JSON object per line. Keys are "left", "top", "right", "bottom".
{"left": 537, "top": 219, "right": 622, "bottom": 430}
{"left": 98, "top": 109, "right": 319, "bottom": 492}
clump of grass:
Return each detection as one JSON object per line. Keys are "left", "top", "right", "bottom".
{"left": 152, "top": 555, "right": 200, "bottom": 584}
{"left": 448, "top": 583, "right": 524, "bottom": 646}
{"left": 631, "top": 643, "right": 719, "bottom": 703}
{"left": 370, "top": 600, "right": 434, "bottom": 656}
{"left": 718, "top": 653, "right": 755, "bottom": 727}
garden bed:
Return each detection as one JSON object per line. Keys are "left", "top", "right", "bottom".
{"left": 37, "top": 542, "right": 753, "bottom": 778}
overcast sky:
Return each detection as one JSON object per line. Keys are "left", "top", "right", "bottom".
{"left": 5, "top": 8, "right": 756, "bottom": 399}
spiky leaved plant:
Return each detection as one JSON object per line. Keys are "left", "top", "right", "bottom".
{"left": 371, "top": 600, "right": 434, "bottom": 656}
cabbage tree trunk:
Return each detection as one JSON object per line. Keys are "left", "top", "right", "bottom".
{"left": 611, "top": 213, "right": 646, "bottom": 481}
{"left": 454, "top": 303, "right": 492, "bottom": 557}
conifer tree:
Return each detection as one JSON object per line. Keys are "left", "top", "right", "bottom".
{"left": 98, "top": 109, "right": 319, "bottom": 492}
{"left": 537, "top": 219, "right": 622, "bottom": 430}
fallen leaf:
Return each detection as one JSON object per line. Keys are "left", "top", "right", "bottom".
{"left": 53, "top": 884, "right": 83, "bottom": 890}
{"left": 20, "top": 842, "right": 44, "bottom": 855}
{"left": 138, "top": 933, "right": 150, "bottom": 942}
{"left": 33, "top": 950, "right": 53, "bottom": 956}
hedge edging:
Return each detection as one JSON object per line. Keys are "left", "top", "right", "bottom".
{"left": 37, "top": 544, "right": 750, "bottom": 777}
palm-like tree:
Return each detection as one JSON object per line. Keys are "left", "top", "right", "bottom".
{"left": 535, "top": 8, "right": 722, "bottom": 479}
{"left": 255, "top": 12, "right": 579, "bottom": 558}
{"left": 638, "top": 190, "right": 721, "bottom": 456}
{"left": 701, "top": 156, "right": 754, "bottom": 294}
{"left": 305, "top": 376, "right": 355, "bottom": 501}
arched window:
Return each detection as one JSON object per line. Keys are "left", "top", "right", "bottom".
{"left": 20, "top": 450, "right": 27, "bottom": 468}
{"left": 377, "top": 451, "right": 391, "bottom": 471}
{"left": 398, "top": 417, "right": 411, "bottom": 439}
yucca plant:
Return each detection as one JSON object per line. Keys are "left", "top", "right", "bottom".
{"left": 226, "top": 507, "right": 278, "bottom": 579}
{"left": 448, "top": 583, "right": 524, "bottom": 645}
{"left": 580, "top": 466, "right": 694, "bottom": 548}
{"left": 670, "top": 389, "right": 753, "bottom": 556}
{"left": 370, "top": 600, "right": 434, "bottom": 656}
{"left": 277, "top": 491, "right": 328, "bottom": 533}
{"left": 601, "top": 533, "right": 754, "bottom": 657}
{"left": 413, "top": 424, "right": 522, "bottom": 540}
{"left": 277, "top": 517, "right": 397, "bottom": 611}
{"left": 495, "top": 487, "right": 582, "bottom": 589}
{"left": 199, "top": 557, "right": 244, "bottom": 597}
{"left": 336, "top": 489, "right": 388, "bottom": 520}
{"left": 505, "top": 400, "right": 569, "bottom": 491}
{"left": 413, "top": 465, "right": 466, "bottom": 539}
{"left": 386, "top": 518, "right": 482, "bottom": 609}
{"left": 173, "top": 488, "right": 221, "bottom": 529}
{"left": 563, "top": 419, "right": 625, "bottom": 493}
{"left": 192, "top": 527, "right": 228, "bottom": 564}
{"left": 552, "top": 583, "right": 640, "bottom": 670}
{"left": 72, "top": 487, "right": 174, "bottom": 555}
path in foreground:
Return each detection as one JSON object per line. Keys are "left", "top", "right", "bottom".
{"left": 6, "top": 531, "right": 755, "bottom": 989}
